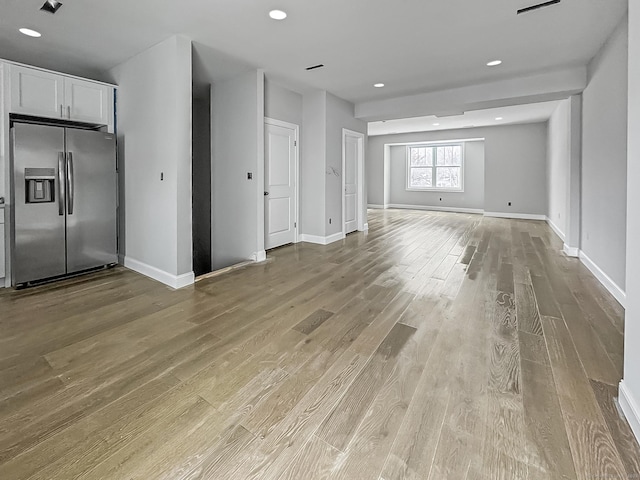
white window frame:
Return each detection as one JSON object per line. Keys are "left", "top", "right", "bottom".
{"left": 406, "top": 143, "right": 465, "bottom": 192}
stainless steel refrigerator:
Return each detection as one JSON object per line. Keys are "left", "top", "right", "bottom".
{"left": 10, "top": 123, "right": 117, "bottom": 286}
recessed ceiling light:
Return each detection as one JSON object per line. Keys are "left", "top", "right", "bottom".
{"left": 495, "top": 117, "right": 504, "bottom": 121}
{"left": 433, "top": 123, "right": 441, "bottom": 126}
{"left": 19, "top": 28, "right": 41, "bottom": 38}
{"left": 374, "top": 83, "right": 385, "bottom": 88}
{"left": 487, "top": 60, "right": 502, "bottom": 67}
{"left": 269, "top": 9, "right": 287, "bottom": 20}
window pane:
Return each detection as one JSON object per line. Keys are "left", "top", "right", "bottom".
{"left": 410, "top": 147, "right": 434, "bottom": 166}
{"left": 410, "top": 147, "right": 426, "bottom": 166}
{"left": 452, "top": 146, "right": 462, "bottom": 165}
{"left": 410, "top": 167, "right": 432, "bottom": 187}
{"left": 437, "top": 145, "right": 461, "bottom": 166}
{"left": 426, "top": 148, "right": 433, "bottom": 166}
{"left": 436, "top": 167, "right": 461, "bottom": 188}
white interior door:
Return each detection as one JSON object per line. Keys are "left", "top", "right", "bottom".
{"left": 265, "top": 121, "right": 297, "bottom": 250}
{"left": 343, "top": 131, "right": 360, "bottom": 234}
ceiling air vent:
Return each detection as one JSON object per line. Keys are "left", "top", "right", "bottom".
{"left": 306, "top": 64, "right": 325, "bottom": 71}
{"left": 517, "top": 0, "right": 560, "bottom": 15}
{"left": 40, "top": 0, "right": 63, "bottom": 14}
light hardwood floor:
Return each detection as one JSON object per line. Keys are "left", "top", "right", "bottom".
{"left": 1, "top": 209, "right": 639, "bottom": 479}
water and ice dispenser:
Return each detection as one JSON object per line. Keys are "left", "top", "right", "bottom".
{"left": 24, "top": 168, "right": 55, "bottom": 204}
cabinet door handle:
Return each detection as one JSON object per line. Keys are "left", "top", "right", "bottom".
{"left": 67, "top": 105, "right": 71, "bottom": 119}
{"left": 60, "top": 104, "right": 64, "bottom": 118}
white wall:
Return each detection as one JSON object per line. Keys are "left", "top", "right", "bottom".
{"left": 368, "top": 123, "right": 547, "bottom": 217}
{"left": 581, "top": 17, "right": 628, "bottom": 291}
{"left": 387, "top": 141, "right": 484, "bottom": 210}
{"left": 623, "top": 0, "right": 640, "bottom": 444}
{"left": 325, "top": 92, "right": 367, "bottom": 236}
{"left": 211, "top": 69, "right": 265, "bottom": 270}
{"left": 108, "top": 35, "right": 194, "bottom": 288}
{"left": 547, "top": 99, "right": 571, "bottom": 238}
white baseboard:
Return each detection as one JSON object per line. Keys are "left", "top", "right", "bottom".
{"left": 124, "top": 257, "right": 194, "bottom": 289}
{"left": 300, "top": 232, "right": 346, "bottom": 245}
{"left": 563, "top": 244, "right": 579, "bottom": 257}
{"left": 387, "top": 204, "right": 484, "bottom": 215}
{"left": 326, "top": 232, "right": 346, "bottom": 244}
{"left": 484, "top": 211, "right": 547, "bottom": 221}
{"left": 619, "top": 381, "right": 640, "bottom": 444}
{"left": 252, "top": 250, "right": 267, "bottom": 262}
{"left": 545, "top": 217, "right": 566, "bottom": 241}
{"left": 578, "top": 250, "right": 626, "bottom": 307}
{"left": 367, "top": 204, "right": 386, "bottom": 209}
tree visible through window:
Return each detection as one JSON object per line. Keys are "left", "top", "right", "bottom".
{"left": 407, "top": 144, "right": 463, "bottom": 190}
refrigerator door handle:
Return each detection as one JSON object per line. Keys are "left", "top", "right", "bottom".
{"left": 67, "top": 152, "right": 75, "bottom": 215}
{"left": 57, "top": 152, "right": 65, "bottom": 216}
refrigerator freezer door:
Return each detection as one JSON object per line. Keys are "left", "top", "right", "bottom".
{"left": 11, "top": 124, "right": 67, "bottom": 284}
{"left": 65, "top": 129, "right": 117, "bottom": 273}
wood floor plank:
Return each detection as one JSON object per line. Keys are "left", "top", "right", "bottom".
{"left": 515, "top": 283, "right": 543, "bottom": 336}
{"left": 541, "top": 316, "right": 627, "bottom": 480}
{"left": 316, "top": 322, "right": 417, "bottom": 451}
{"left": 590, "top": 380, "right": 640, "bottom": 479}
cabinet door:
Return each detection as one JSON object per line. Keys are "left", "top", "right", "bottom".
{"left": 65, "top": 77, "right": 110, "bottom": 125}
{"left": 10, "top": 66, "right": 65, "bottom": 119}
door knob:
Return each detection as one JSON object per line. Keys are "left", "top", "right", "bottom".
{"left": 264, "top": 191, "right": 269, "bottom": 196}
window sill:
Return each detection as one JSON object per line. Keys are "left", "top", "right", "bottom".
{"left": 406, "top": 188, "right": 464, "bottom": 193}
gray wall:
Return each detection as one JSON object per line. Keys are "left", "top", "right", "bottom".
{"left": 388, "top": 141, "right": 484, "bottom": 210}
{"left": 624, "top": 0, "right": 640, "bottom": 440}
{"left": 211, "top": 69, "right": 265, "bottom": 269}
{"left": 301, "top": 91, "right": 326, "bottom": 237}
{"left": 368, "top": 123, "right": 548, "bottom": 216}
{"left": 108, "top": 35, "right": 193, "bottom": 278}
{"left": 547, "top": 99, "right": 571, "bottom": 237}
{"left": 582, "top": 17, "right": 628, "bottom": 290}
{"left": 265, "top": 79, "right": 303, "bottom": 127}
{"left": 325, "top": 92, "right": 368, "bottom": 236}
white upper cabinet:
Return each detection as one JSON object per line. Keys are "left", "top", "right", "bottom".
{"left": 65, "top": 77, "right": 110, "bottom": 125}
{"left": 11, "top": 66, "right": 65, "bottom": 119}
{"left": 9, "top": 64, "right": 113, "bottom": 126}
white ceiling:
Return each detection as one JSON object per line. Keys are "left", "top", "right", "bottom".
{"left": 0, "top": 0, "right": 628, "bottom": 105}
{"left": 368, "top": 101, "right": 562, "bottom": 136}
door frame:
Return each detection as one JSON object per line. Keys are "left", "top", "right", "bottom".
{"left": 264, "top": 117, "right": 300, "bottom": 246}
{"left": 342, "top": 128, "right": 365, "bottom": 237}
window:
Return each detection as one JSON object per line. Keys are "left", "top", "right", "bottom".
{"left": 407, "top": 144, "right": 463, "bottom": 191}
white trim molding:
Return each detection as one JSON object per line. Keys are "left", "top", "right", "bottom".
{"left": 545, "top": 217, "right": 566, "bottom": 242}
{"left": 300, "top": 232, "right": 346, "bottom": 245}
{"left": 252, "top": 250, "right": 267, "bottom": 262}
{"left": 387, "top": 204, "right": 483, "bottom": 215}
{"left": 362, "top": 223, "right": 369, "bottom": 232}
{"left": 563, "top": 245, "right": 579, "bottom": 258}
{"left": 124, "top": 257, "right": 194, "bottom": 289}
{"left": 367, "top": 204, "right": 386, "bottom": 209}
{"left": 484, "top": 212, "right": 547, "bottom": 221}
{"left": 619, "top": 381, "right": 640, "bottom": 444}
{"left": 578, "top": 250, "right": 626, "bottom": 307}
